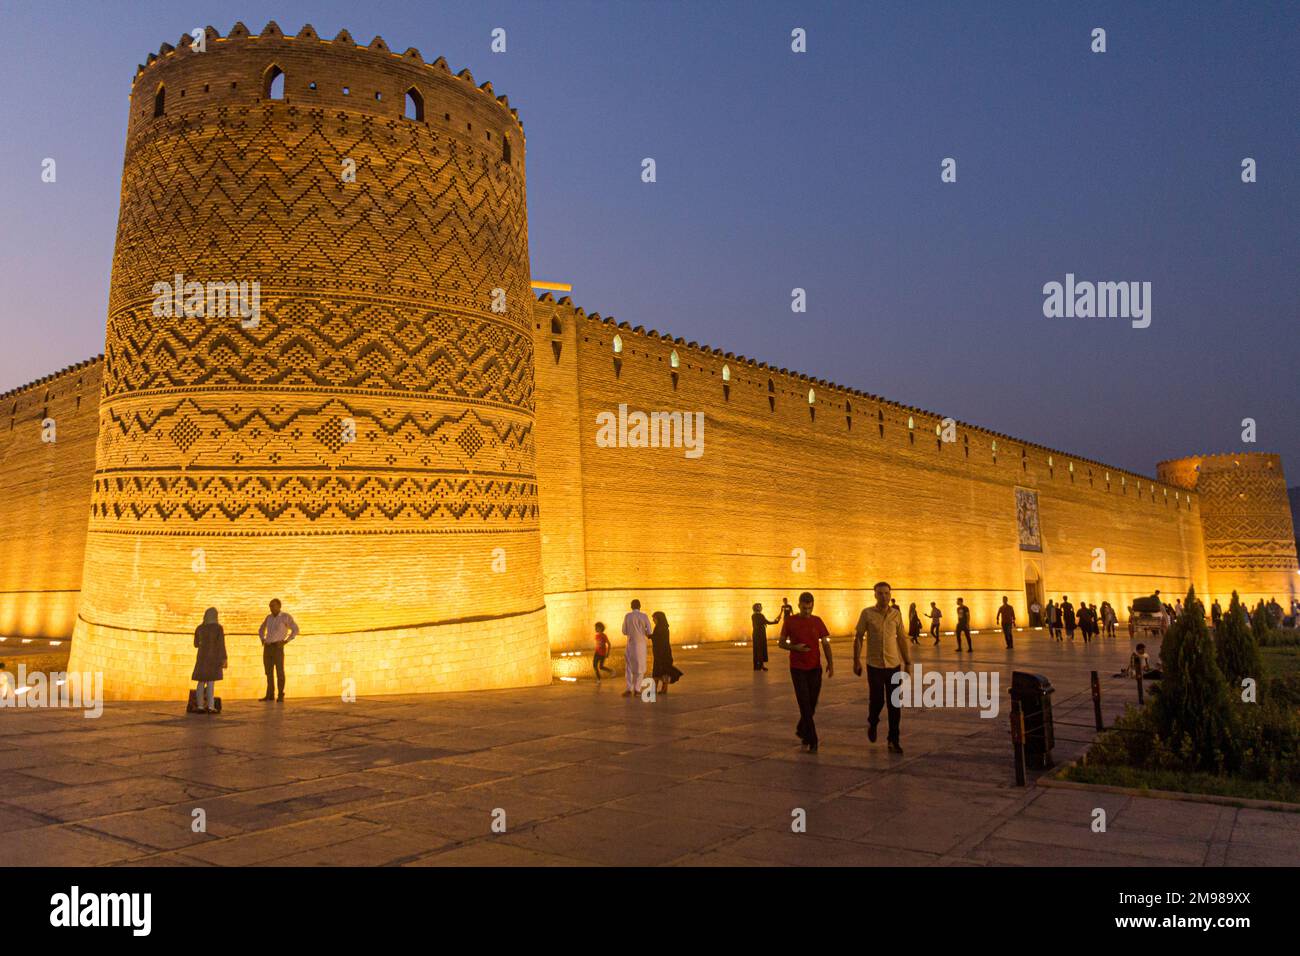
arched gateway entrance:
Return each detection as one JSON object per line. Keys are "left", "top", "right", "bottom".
{"left": 1023, "top": 560, "right": 1044, "bottom": 626}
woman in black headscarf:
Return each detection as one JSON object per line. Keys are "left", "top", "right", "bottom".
{"left": 907, "top": 602, "right": 922, "bottom": 644}
{"left": 650, "top": 610, "right": 683, "bottom": 694}
{"left": 751, "top": 603, "right": 780, "bottom": 672}
{"left": 192, "top": 607, "right": 227, "bottom": 714}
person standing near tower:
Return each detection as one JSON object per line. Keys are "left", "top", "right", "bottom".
{"left": 621, "top": 599, "right": 652, "bottom": 698}
{"left": 191, "top": 607, "right": 227, "bottom": 715}
{"left": 258, "top": 598, "right": 299, "bottom": 702}
{"left": 928, "top": 602, "right": 942, "bottom": 644}
{"left": 779, "top": 591, "right": 833, "bottom": 752}
{"left": 996, "top": 596, "right": 1016, "bottom": 648}
{"left": 954, "top": 598, "right": 972, "bottom": 651}
{"left": 854, "top": 582, "right": 912, "bottom": 754}
{"left": 751, "top": 603, "right": 779, "bottom": 672}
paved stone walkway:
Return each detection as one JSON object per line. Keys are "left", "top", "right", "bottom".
{"left": 2, "top": 629, "right": 1295, "bottom": 866}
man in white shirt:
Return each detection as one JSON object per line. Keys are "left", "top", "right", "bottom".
{"left": 621, "top": 599, "right": 652, "bottom": 698}
{"left": 258, "top": 598, "right": 299, "bottom": 702}
{"left": 853, "top": 582, "right": 913, "bottom": 754}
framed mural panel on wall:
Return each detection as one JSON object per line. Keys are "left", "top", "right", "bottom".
{"left": 1015, "top": 487, "right": 1042, "bottom": 552}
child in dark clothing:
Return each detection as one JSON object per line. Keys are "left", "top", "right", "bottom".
{"left": 593, "top": 622, "right": 613, "bottom": 679}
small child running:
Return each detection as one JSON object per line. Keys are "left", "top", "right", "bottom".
{"left": 593, "top": 622, "right": 614, "bottom": 679}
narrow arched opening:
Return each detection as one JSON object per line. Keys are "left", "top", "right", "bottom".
{"left": 405, "top": 86, "right": 424, "bottom": 121}
{"left": 262, "top": 64, "right": 285, "bottom": 100}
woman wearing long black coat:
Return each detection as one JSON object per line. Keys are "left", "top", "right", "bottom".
{"left": 192, "top": 607, "right": 227, "bottom": 714}
{"left": 650, "top": 611, "right": 683, "bottom": 694}
{"left": 751, "top": 603, "right": 780, "bottom": 671}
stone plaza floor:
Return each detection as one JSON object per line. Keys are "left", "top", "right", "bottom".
{"left": 2, "top": 629, "right": 1296, "bottom": 866}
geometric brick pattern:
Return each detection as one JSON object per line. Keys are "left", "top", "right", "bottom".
{"left": 1157, "top": 453, "right": 1299, "bottom": 605}
{"left": 91, "top": 473, "right": 538, "bottom": 529}
{"left": 1197, "top": 466, "right": 1299, "bottom": 570}
{"left": 65, "top": 25, "right": 554, "bottom": 698}
{"left": 104, "top": 296, "right": 534, "bottom": 405}
{"left": 97, "top": 65, "right": 534, "bottom": 533}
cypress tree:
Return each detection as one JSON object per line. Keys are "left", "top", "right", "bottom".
{"left": 1152, "top": 586, "right": 1237, "bottom": 772}
{"left": 1215, "top": 591, "right": 1262, "bottom": 692}
{"left": 1251, "top": 599, "right": 1275, "bottom": 644}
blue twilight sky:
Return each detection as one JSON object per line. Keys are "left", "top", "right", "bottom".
{"left": 0, "top": 0, "right": 1296, "bottom": 480}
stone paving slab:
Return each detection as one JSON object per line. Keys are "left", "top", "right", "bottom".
{"left": 1, "top": 630, "right": 1296, "bottom": 866}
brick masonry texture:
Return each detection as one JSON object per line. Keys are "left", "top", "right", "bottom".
{"left": 531, "top": 296, "right": 1297, "bottom": 651}
{"left": 65, "top": 23, "right": 548, "bottom": 698}
{"left": 0, "top": 360, "right": 102, "bottom": 641}
{"left": 0, "top": 23, "right": 1296, "bottom": 697}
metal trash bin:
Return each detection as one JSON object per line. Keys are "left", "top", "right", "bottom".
{"left": 1010, "top": 671, "right": 1055, "bottom": 770}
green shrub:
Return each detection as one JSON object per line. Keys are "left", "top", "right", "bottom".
{"left": 1260, "top": 627, "right": 1300, "bottom": 648}
{"left": 1076, "top": 596, "right": 1300, "bottom": 799}
{"left": 1083, "top": 703, "right": 1184, "bottom": 773}
{"left": 1151, "top": 586, "right": 1238, "bottom": 772}
{"left": 1216, "top": 592, "right": 1263, "bottom": 691}
{"left": 1251, "top": 600, "right": 1279, "bottom": 644}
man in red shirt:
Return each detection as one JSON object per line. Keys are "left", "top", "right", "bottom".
{"left": 779, "top": 591, "right": 834, "bottom": 753}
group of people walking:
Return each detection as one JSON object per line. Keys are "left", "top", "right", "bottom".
{"left": 188, "top": 598, "right": 300, "bottom": 714}
{"left": 899, "top": 597, "right": 1019, "bottom": 649}
{"left": 1043, "top": 597, "right": 1116, "bottom": 642}
{"left": 776, "top": 585, "right": 912, "bottom": 754}
{"left": 596, "top": 586, "right": 1187, "bottom": 759}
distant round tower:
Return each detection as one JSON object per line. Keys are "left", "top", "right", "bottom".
{"left": 1159, "top": 452, "right": 1299, "bottom": 608}
{"left": 69, "top": 22, "right": 550, "bottom": 698}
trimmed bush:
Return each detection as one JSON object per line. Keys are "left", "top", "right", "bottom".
{"left": 1251, "top": 600, "right": 1278, "bottom": 644}
{"left": 1216, "top": 591, "right": 1263, "bottom": 692}
{"left": 1151, "top": 586, "right": 1237, "bottom": 772}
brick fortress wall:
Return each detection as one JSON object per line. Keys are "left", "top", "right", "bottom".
{"left": 2, "top": 23, "right": 1295, "bottom": 694}
{"left": 0, "top": 361, "right": 102, "bottom": 641}
{"left": 532, "top": 296, "right": 1245, "bottom": 650}
{"left": 65, "top": 23, "right": 551, "bottom": 699}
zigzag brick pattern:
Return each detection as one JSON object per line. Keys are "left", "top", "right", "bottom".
{"left": 1159, "top": 454, "right": 1300, "bottom": 605}
{"left": 63, "top": 23, "right": 551, "bottom": 698}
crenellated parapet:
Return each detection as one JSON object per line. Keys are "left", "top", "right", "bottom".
{"left": 0, "top": 355, "right": 103, "bottom": 407}
{"left": 536, "top": 292, "right": 1199, "bottom": 513}
{"left": 129, "top": 21, "right": 522, "bottom": 138}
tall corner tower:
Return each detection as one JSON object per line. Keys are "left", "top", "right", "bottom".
{"left": 69, "top": 21, "right": 551, "bottom": 698}
{"left": 1158, "top": 452, "right": 1299, "bottom": 607}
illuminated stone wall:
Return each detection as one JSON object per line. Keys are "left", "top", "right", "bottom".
{"left": 0, "top": 360, "right": 101, "bottom": 640}
{"left": 2, "top": 25, "right": 1294, "bottom": 698}
{"left": 66, "top": 23, "right": 550, "bottom": 699}
{"left": 532, "top": 296, "right": 1233, "bottom": 650}
{"left": 1159, "top": 453, "right": 1300, "bottom": 608}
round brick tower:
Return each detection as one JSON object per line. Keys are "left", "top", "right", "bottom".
{"left": 1158, "top": 452, "right": 1299, "bottom": 608}
{"left": 69, "top": 22, "right": 551, "bottom": 698}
